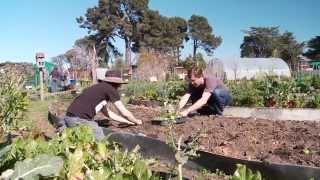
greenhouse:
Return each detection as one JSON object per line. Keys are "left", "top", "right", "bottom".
{"left": 206, "top": 58, "right": 291, "bottom": 80}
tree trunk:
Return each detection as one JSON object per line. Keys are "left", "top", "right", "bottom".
{"left": 193, "top": 40, "right": 197, "bottom": 61}
{"left": 125, "top": 38, "right": 131, "bottom": 66}
{"left": 91, "top": 44, "right": 97, "bottom": 84}
{"left": 177, "top": 46, "right": 180, "bottom": 64}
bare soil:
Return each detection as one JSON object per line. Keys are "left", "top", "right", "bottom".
{"left": 50, "top": 102, "right": 320, "bottom": 168}
{"left": 116, "top": 106, "right": 320, "bottom": 167}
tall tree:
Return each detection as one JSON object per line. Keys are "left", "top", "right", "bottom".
{"left": 182, "top": 53, "right": 206, "bottom": 71}
{"left": 116, "top": 0, "right": 149, "bottom": 66}
{"left": 77, "top": 0, "right": 149, "bottom": 66}
{"left": 51, "top": 54, "right": 68, "bottom": 70}
{"left": 278, "top": 32, "right": 304, "bottom": 70}
{"left": 240, "top": 27, "right": 280, "bottom": 57}
{"left": 139, "top": 10, "right": 167, "bottom": 52}
{"left": 304, "top": 36, "right": 320, "bottom": 60}
{"left": 64, "top": 36, "right": 98, "bottom": 83}
{"left": 77, "top": 0, "right": 122, "bottom": 65}
{"left": 74, "top": 36, "right": 99, "bottom": 83}
{"left": 188, "top": 15, "right": 222, "bottom": 60}
{"left": 65, "top": 42, "right": 92, "bottom": 70}
{"left": 166, "top": 17, "right": 188, "bottom": 62}
{"left": 240, "top": 27, "right": 304, "bottom": 70}
{"left": 138, "top": 11, "right": 188, "bottom": 62}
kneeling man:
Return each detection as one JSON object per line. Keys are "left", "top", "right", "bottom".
{"left": 178, "top": 67, "right": 232, "bottom": 117}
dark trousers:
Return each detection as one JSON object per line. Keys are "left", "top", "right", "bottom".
{"left": 197, "top": 88, "right": 232, "bottom": 115}
{"left": 57, "top": 116, "right": 105, "bottom": 141}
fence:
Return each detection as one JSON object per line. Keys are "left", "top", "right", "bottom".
{"left": 292, "top": 70, "right": 320, "bottom": 78}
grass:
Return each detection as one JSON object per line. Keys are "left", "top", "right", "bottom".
{"left": 22, "top": 95, "right": 74, "bottom": 136}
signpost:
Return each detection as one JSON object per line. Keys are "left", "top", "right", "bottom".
{"left": 36, "top": 52, "right": 45, "bottom": 100}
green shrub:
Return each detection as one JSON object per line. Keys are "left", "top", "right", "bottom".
{"left": 0, "top": 73, "right": 28, "bottom": 134}
{"left": 126, "top": 76, "right": 320, "bottom": 109}
{"left": 228, "top": 75, "right": 320, "bottom": 108}
{"left": 123, "top": 80, "right": 187, "bottom": 103}
{"left": 180, "top": 53, "right": 207, "bottom": 71}
{"left": 311, "top": 75, "right": 320, "bottom": 89}
{"left": 124, "top": 81, "right": 162, "bottom": 101}
{"left": 163, "top": 80, "right": 188, "bottom": 101}
{"left": 311, "top": 93, "right": 320, "bottom": 108}
{"left": 228, "top": 80, "right": 264, "bottom": 107}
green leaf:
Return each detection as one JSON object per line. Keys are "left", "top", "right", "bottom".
{"left": 0, "top": 145, "right": 11, "bottom": 161}
{"left": 133, "top": 160, "right": 152, "bottom": 179}
{"left": 96, "top": 142, "right": 107, "bottom": 159}
{"left": 67, "top": 148, "right": 84, "bottom": 178}
{"left": 87, "top": 169, "right": 111, "bottom": 180}
{"left": 10, "top": 154, "right": 63, "bottom": 180}
{"left": 232, "top": 164, "right": 262, "bottom": 180}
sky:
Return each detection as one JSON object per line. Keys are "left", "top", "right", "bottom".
{"left": 0, "top": 0, "right": 319, "bottom": 63}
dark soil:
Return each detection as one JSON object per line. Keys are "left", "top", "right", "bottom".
{"left": 128, "top": 99, "right": 162, "bottom": 108}
{"left": 114, "top": 106, "right": 320, "bottom": 167}
{"left": 49, "top": 102, "right": 320, "bottom": 168}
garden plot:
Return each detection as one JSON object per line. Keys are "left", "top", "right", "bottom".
{"left": 49, "top": 102, "right": 320, "bottom": 168}
{"left": 120, "top": 106, "right": 320, "bottom": 167}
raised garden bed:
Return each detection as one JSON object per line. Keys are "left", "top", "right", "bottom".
{"left": 128, "top": 98, "right": 162, "bottom": 108}
{"left": 49, "top": 102, "right": 320, "bottom": 168}
{"left": 151, "top": 116, "right": 186, "bottom": 126}
{"left": 111, "top": 106, "right": 320, "bottom": 168}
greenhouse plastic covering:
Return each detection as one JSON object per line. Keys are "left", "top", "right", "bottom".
{"left": 208, "top": 58, "right": 291, "bottom": 80}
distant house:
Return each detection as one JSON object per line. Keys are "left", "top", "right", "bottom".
{"left": 298, "top": 55, "right": 313, "bottom": 71}
{"left": 173, "top": 66, "right": 188, "bottom": 80}
{"left": 310, "top": 59, "right": 320, "bottom": 70}
{"left": 207, "top": 58, "right": 291, "bottom": 80}
{"left": 69, "top": 68, "right": 91, "bottom": 80}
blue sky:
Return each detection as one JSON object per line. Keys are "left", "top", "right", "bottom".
{"left": 0, "top": 0, "right": 319, "bottom": 63}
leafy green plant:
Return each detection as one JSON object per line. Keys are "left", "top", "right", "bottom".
{"left": 124, "top": 80, "right": 187, "bottom": 104}
{"left": 156, "top": 103, "right": 180, "bottom": 120}
{"left": 165, "top": 123, "right": 202, "bottom": 180}
{"left": 164, "top": 81, "right": 187, "bottom": 102}
{"left": 228, "top": 75, "right": 320, "bottom": 109}
{"left": 0, "top": 72, "right": 28, "bottom": 134}
{"left": 1, "top": 154, "right": 63, "bottom": 179}
{"left": 231, "top": 164, "right": 262, "bottom": 180}
{"left": 312, "top": 93, "right": 320, "bottom": 108}
{"left": 228, "top": 80, "right": 264, "bottom": 107}
{"left": 311, "top": 75, "right": 320, "bottom": 89}
{"left": 0, "top": 125, "right": 158, "bottom": 179}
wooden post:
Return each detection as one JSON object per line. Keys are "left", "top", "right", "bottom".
{"left": 91, "top": 44, "right": 97, "bottom": 84}
{"left": 39, "top": 69, "right": 44, "bottom": 100}
{"left": 36, "top": 52, "right": 45, "bottom": 101}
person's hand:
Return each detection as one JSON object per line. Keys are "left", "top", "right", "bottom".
{"left": 127, "top": 121, "right": 135, "bottom": 125}
{"left": 179, "top": 109, "right": 189, "bottom": 117}
{"left": 134, "top": 119, "right": 143, "bottom": 125}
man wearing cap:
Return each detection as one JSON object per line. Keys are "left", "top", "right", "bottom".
{"left": 61, "top": 70, "right": 142, "bottom": 140}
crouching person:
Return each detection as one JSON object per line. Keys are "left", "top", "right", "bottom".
{"left": 58, "top": 70, "right": 142, "bottom": 140}
{"left": 178, "top": 67, "right": 232, "bottom": 117}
